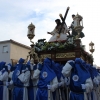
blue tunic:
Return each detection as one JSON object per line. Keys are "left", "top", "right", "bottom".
{"left": 70, "top": 58, "right": 90, "bottom": 100}
{"left": 8, "top": 63, "right": 16, "bottom": 100}
{"left": 0, "top": 62, "right": 8, "bottom": 100}
{"left": 52, "top": 62, "right": 65, "bottom": 100}
{"left": 27, "top": 62, "right": 37, "bottom": 100}
{"left": 83, "top": 61, "right": 97, "bottom": 79}
{"left": 52, "top": 62, "right": 64, "bottom": 81}
{"left": 12, "top": 58, "right": 25, "bottom": 100}
{"left": 85, "top": 64, "right": 99, "bottom": 100}
{"left": 36, "top": 58, "right": 56, "bottom": 100}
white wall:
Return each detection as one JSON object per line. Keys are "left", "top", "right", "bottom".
{"left": 0, "top": 42, "right": 11, "bottom": 64}
{"left": 10, "top": 43, "right": 30, "bottom": 61}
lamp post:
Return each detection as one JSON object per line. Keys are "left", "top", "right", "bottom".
{"left": 27, "top": 23, "right": 35, "bottom": 44}
{"left": 88, "top": 41, "right": 95, "bottom": 65}
{"left": 26, "top": 23, "right": 39, "bottom": 63}
{"left": 89, "top": 41, "right": 95, "bottom": 54}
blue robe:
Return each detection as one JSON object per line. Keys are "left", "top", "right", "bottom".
{"left": 52, "top": 62, "right": 65, "bottom": 100}
{"left": 70, "top": 58, "right": 90, "bottom": 100}
{"left": 85, "top": 64, "right": 99, "bottom": 100}
{"left": 27, "top": 62, "right": 37, "bottom": 100}
{"left": 8, "top": 64, "right": 17, "bottom": 100}
{"left": 52, "top": 62, "right": 63, "bottom": 81}
{"left": 0, "top": 62, "right": 5, "bottom": 100}
{"left": 85, "top": 64, "right": 97, "bottom": 80}
{"left": 0, "top": 62, "right": 8, "bottom": 100}
{"left": 12, "top": 58, "right": 25, "bottom": 100}
{"left": 36, "top": 58, "right": 56, "bottom": 100}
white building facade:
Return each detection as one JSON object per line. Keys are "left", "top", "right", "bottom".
{"left": 0, "top": 39, "right": 30, "bottom": 65}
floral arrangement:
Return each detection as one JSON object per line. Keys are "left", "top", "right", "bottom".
{"left": 35, "top": 39, "right": 76, "bottom": 53}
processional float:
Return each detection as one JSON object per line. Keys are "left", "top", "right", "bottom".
{"left": 26, "top": 7, "right": 94, "bottom": 65}
{"left": 26, "top": 6, "right": 95, "bottom": 100}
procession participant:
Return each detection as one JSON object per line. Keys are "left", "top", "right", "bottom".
{"left": 6, "top": 63, "right": 18, "bottom": 88}
{"left": 36, "top": 58, "right": 58, "bottom": 100}
{"left": 29, "top": 60, "right": 43, "bottom": 100}
{"left": 84, "top": 61, "right": 100, "bottom": 100}
{"left": 62, "top": 58, "right": 93, "bottom": 100}
{"left": 28, "top": 66, "right": 36, "bottom": 100}
{"left": 0, "top": 61, "right": 9, "bottom": 100}
{"left": 6, "top": 63, "right": 17, "bottom": 86}
{"left": 59, "top": 63, "right": 70, "bottom": 100}
{"left": 6, "top": 63, "right": 16, "bottom": 100}
{"left": 97, "top": 68, "right": 100, "bottom": 74}
{"left": 51, "top": 62, "right": 65, "bottom": 100}
{"left": 26, "top": 59, "right": 34, "bottom": 100}
{"left": 91, "top": 65, "right": 100, "bottom": 100}
{"left": 97, "top": 68, "right": 100, "bottom": 83}
{"left": 47, "top": 19, "right": 69, "bottom": 42}
{"left": 26, "top": 59, "right": 41, "bottom": 100}
{"left": 6, "top": 63, "right": 17, "bottom": 100}
{"left": 96, "top": 68, "right": 100, "bottom": 100}
{"left": 12, "top": 58, "right": 30, "bottom": 100}
{"left": 82, "top": 60, "right": 98, "bottom": 100}
{"left": 64, "top": 76, "right": 70, "bottom": 100}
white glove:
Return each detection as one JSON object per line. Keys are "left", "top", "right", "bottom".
{"left": 65, "top": 77, "right": 70, "bottom": 85}
{"left": 93, "top": 77, "right": 99, "bottom": 85}
{"left": 7, "top": 65, "right": 11, "bottom": 71}
{"left": 81, "top": 84, "right": 86, "bottom": 89}
{"left": 22, "top": 70, "right": 25, "bottom": 73}
{"left": 58, "top": 81, "right": 64, "bottom": 87}
{"left": 2, "top": 68, "right": 5, "bottom": 71}
{"left": 67, "top": 60, "right": 74, "bottom": 63}
{"left": 25, "top": 68, "right": 28, "bottom": 71}
{"left": 6, "top": 82, "right": 10, "bottom": 86}
{"left": 47, "top": 85, "right": 52, "bottom": 90}
{"left": 10, "top": 80, "right": 13, "bottom": 85}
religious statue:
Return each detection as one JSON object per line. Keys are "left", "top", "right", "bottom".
{"left": 69, "top": 14, "right": 85, "bottom": 39}
{"left": 47, "top": 7, "right": 70, "bottom": 42}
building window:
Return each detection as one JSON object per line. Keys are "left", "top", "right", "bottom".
{"left": 3, "top": 46, "right": 8, "bottom": 53}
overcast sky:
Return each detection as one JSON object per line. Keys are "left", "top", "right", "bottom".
{"left": 0, "top": 0, "right": 100, "bottom": 66}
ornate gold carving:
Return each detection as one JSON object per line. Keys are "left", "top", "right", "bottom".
{"left": 41, "top": 54, "right": 51, "bottom": 59}
{"left": 56, "top": 52, "right": 75, "bottom": 58}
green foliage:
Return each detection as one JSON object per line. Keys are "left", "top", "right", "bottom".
{"left": 35, "top": 41, "right": 75, "bottom": 52}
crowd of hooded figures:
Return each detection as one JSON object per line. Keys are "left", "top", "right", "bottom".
{"left": 0, "top": 57, "right": 100, "bottom": 100}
